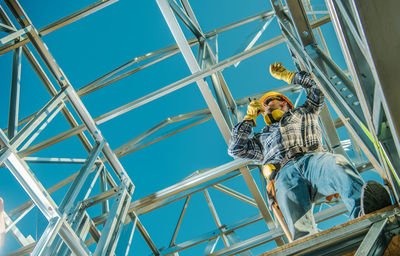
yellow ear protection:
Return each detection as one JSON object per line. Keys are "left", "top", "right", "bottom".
{"left": 259, "top": 91, "right": 294, "bottom": 126}
{"left": 263, "top": 109, "right": 285, "bottom": 125}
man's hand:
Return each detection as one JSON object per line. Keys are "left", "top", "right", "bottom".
{"left": 244, "top": 99, "right": 265, "bottom": 126}
{"left": 269, "top": 62, "right": 295, "bottom": 84}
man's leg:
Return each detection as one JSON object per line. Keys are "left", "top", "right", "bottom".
{"left": 301, "top": 152, "right": 364, "bottom": 219}
{"left": 275, "top": 161, "right": 318, "bottom": 240}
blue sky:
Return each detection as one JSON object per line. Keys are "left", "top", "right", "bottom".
{"left": 0, "top": 0, "right": 384, "bottom": 255}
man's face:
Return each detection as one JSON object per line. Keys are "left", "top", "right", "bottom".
{"left": 262, "top": 97, "right": 289, "bottom": 115}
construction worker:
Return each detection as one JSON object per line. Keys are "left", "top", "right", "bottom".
{"left": 228, "top": 62, "right": 391, "bottom": 240}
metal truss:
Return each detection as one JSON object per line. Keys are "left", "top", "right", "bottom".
{"left": 1, "top": 0, "right": 399, "bottom": 255}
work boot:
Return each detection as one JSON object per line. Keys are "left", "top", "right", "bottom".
{"left": 360, "top": 181, "right": 392, "bottom": 216}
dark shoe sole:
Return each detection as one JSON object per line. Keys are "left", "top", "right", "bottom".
{"left": 361, "top": 181, "right": 392, "bottom": 216}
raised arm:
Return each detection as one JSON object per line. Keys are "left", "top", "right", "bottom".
{"left": 292, "top": 71, "right": 324, "bottom": 111}
{"left": 228, "top": 120, "right": 264, "bottom": 162}
{"left": 269, "top": 62, "right": 324, "bottom": 112}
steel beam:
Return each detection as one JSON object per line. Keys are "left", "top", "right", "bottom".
{"left": 354, "top": 219, "right": 388, "bottom": 256}
{"left": 31, "top": 217, "right": 63, "bottom": 256}
{"left": 123, "top": 213, "right": 138, "bottom": 256}
{"left": 160, "top": 213, "right": 267, "bottom": 255}
{"left": 0, "top": 3, "right": 94, "bottom": 153}
{"left": 239, "top": 168, "right": 277, "bottom": 236}
{"left": 93, "top": 186, "right": 131, "bottom": 256}
{"left": 156, "top": 0, "right": 232, "bottom": 143}
{"left": 326, "top": 0, "right": 400, "bottom": 199}
{"left": 136, "top": 217, "right": 161, "bottom": 255}
{"left": 129, "top": 159, "right": 249, "bottom": 215}
{"left": 203, "top": 189, "right": 230, "bottom": 247}
{"left": 10, "top": 88, "right": 66, "bottom": 149}
{"left": 3, "top": 212, "right": 35, "bottom": 246}
{"left": 169, "top": 196, "right": 191, "bottom": 247}
{"left": 0, "top": 0, "right": 118, "bottom": 55}
{"left": 59, "top": 140, "right": 105, "bottom": 213}
{"left": 0, "top": 25, "right": 31, "bottom": 44}
{"left": 213, "top": 184, "right": 257, "bottom": 207}
{"left": 0, "top": 22, "right": 15, "bottom": 33}
{"left": 168, "top": 0, "right": 204, "bottom": 39}
{"left": 7, "top": 46, "right": 22, "bottom": 139}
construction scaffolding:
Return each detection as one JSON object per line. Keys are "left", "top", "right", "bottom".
{"left": 0, "top": 0, "right": 399, "bottom": 255}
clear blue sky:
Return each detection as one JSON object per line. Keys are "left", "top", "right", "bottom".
{"left": 0, "top": 0, "right": 383, "bottom": 255}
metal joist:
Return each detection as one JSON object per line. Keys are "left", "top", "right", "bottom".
{"left": 203, "top": 189, "right": 231, "bottom": 247}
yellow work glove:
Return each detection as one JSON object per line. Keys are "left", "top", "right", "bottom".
{"left": 244, "top": 99, "right": 265, "bottom": 126}
{"left": 269, "top": 62, "right": 295, "bottom": 84}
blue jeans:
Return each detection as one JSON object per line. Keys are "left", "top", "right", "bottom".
{"left": 274, "top": 152, "right": 363, "bottom": 240}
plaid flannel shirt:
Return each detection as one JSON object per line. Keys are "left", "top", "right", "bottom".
{"left": 228, "top": 71, "right": 325, "bottom": 166}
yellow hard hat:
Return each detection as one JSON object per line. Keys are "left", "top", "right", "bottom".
{"left": 259, "top": 91, "right": 294, "bottom": 109}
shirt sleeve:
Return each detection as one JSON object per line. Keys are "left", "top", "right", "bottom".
{"left": 228, "top": 120, "right": 264, "bottom": 162}
{"left": 293, "top": 71, "right": 325, "bottom": 111}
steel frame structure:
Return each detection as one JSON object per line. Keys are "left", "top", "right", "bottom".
{"left": 0, "top": 0, "right": 399, "bottom": 255}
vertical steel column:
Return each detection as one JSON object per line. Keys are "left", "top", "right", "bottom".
{"left": 59, "top": 140, "right": 105, "bottom": 214}
{"left": 123, "top": 213, "right": 138, "bottom": 256}
{"left": 31, "top": 217, "right": 63, "bottom": 256}
{"left": 93, "top": 185, "right": 131, "bottom": 256}
{"left": 203, "top": 189, "right": 230, "bottom": 247}
{"left": 99, "top": 165, "right": 110, "bottom": 215}
{"left": 45, "top": 141, "right": 105, "bottom": 255}
{"left": 8, "top": 46, "right": 22, "bottom": 139}
{"left": 351, "top": 0, "right": 400, "bottom": 150}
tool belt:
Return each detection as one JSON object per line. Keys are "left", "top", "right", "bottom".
{"left": 263, "top": 144, "right": 322, "bottom": 181}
